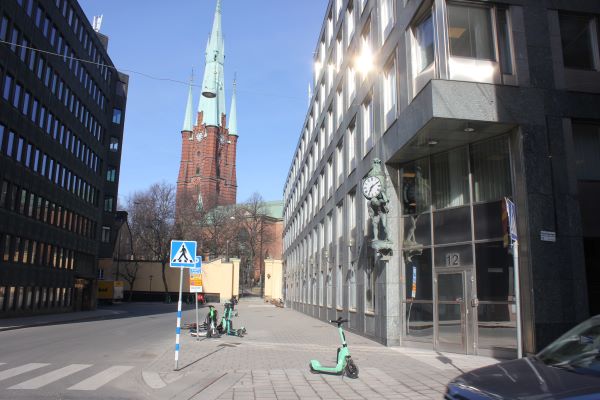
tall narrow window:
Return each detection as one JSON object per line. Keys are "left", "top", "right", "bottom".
{"left": 414, "top": 14, "right": 434, "bottom": 73}
{"left": 112, "top": 108, "right": 122, "bottom": 124}
{"left": 362, "top": 96, "right": 373, "bottom": 156}
{"left": 336, "top": 264, "right": 343, "bottom": 308}
{"left": 347, "top": 121, "right": 356, "bottom": 174}
{"left": 380, "top": 0, "right": 394, "bottom": 41}
{"left": 383, "top": 55, "right": 397, "bottom": 128}
{"left": 348, "top": 263, "right": 356, "bottom": 310}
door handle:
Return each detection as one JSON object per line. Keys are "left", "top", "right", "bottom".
{"left": 471, "top": 298, "right": 479, "bottom": 307}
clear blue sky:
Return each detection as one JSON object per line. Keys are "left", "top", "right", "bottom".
{"left": 78, "top": 0, "right": 327, "bottom": 204}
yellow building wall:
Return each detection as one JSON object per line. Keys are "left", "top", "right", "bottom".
{"left": 101, "top": 259, "right": 239, "bottom": 303}
{"left": 264, "top": 259, "right": 283, "bottom": 300}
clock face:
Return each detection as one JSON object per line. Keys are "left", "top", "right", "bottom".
{"left": 195, "top": 132, "right": 204, "bottom": 142}
{"left": 218, "top": 134, "right": 226, "bottom": 144}
{"left": 362, "top": 176, "right": 382, "bottom": 199}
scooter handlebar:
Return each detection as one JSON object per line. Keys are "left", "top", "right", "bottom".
{"left": 329, "top": 317, "right": 348, "bottom": 325}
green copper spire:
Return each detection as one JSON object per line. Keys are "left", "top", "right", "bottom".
{"left": 182, "top": 77, "right": 194, "bottom": 132}
{"left": 228, "top": 78, "right": 238, "bottom": 136}
{"left": 198, "top": 0, "right": 226, "bottom": 127}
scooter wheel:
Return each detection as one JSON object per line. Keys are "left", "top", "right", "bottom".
{"left": 345, "top": 358, "right": 359, "bottom": 379}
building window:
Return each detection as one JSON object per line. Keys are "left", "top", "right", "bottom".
{"left": 101, "top": 226, "right": 111, "bottom": 243}
{"left": 106, "top": 167, "right": 117, "bottom": 182}
{"left": 414, "top": 13, "right": 434, "bottom": 73}
{"left": 380, "top": 0, "right": 394, "bottom": 41}
{"left": 471, "top": 137, "right": 512, "bottom": 202}
{"left": 3, "top": 74, "right": 13, "bottom": 101}
{"left": 362, "top": 96, "right": 373, "bottom": 157}
{"left": 431, "top": 147, "right": 469, "bottom": 209}
{"left": 559, "top": 13, "right": 600, "bottom": 70}
{"left": 573, "top": 123, "right": 600, "bottom": 180}
{"left": 347, "top": 66, "right": 356, "bottom": 103}
{"left": 336, "top": 263, "right": 343, "bottom": 308}
{"left": 336, "top": 86, "right": 343, "bottom": 127}
{"left": 104, "top": 196, "right": 114, "bottom": 212}
{"left": 345, "top": 3, "right": 355, "bottom": 47}
{"left": 447, "top": 3, "right": 495, "bottom": 60}
{"left": 347, "top": 120, "right": 356, "bottom": 174}
{"left": 112, "top": 108, "right": 122, "bottom": 124}
{"left": 336, "top": 141, "right": 343, "bottom": 187}
{"left": 348, "top": 263, "right": 356, "bottom": 310}
{"left": 365, "top": 259, "right": 375, "bottom": 312}
{"left": 383, "top": 55, "right": 397, "bottom": 129}
{"left": 108, "top": 137, "right": 119, "bottom": 154}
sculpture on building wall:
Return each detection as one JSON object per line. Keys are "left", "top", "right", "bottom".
{"left": 362, "top": 158, "right": 393, "bottom": 255}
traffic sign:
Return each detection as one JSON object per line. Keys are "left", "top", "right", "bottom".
{"left": 170, "top": 240, "right": 197, "bottom": 268}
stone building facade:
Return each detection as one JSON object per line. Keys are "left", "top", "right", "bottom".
{"left": 282, "top": 0, "right": 600, "bottom": 357}
{"left": 0, "top": 0, "right": 128, "bottom": 315}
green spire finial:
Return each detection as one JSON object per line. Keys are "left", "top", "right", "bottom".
{"left": 182, "top": 71, "right": 194, "bottom": 132}
{"left": 198, "top": 0, "right": 226, "bottom": 127}
{"left": 228, "top": 75, "right": 238, "bottom": 136}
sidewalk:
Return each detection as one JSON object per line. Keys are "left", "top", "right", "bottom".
{"left": 141, "top": 298, "right": 501, "bottom": 400}
{"left": 0, "top": 307, "right": 126, "bottom": 332}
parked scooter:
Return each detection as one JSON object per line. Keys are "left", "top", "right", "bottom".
{"left": 205, "top": 305, "right": 220, "bottom": 338}
{"left": 218, "top": 302, "right": 246, "bottom": 337}
{"left": 309, "top": 317, "right": 358, "bottom": 378}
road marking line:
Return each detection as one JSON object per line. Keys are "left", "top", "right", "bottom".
{"left": 8, "top": 364, "right": 91, "bottom": 389}
{"left": 68, "top": 365, "right": 134, "bottom": 390}
{"left": 0, "top": 363, "right": 49, "bottom": 382}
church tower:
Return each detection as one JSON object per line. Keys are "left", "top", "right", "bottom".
{"left": 176, "top": 0, "right": 237, "bottom": 210}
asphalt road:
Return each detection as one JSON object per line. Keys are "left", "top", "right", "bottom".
{"left": 0, "top": 302, "right": 197, "bottom": 399}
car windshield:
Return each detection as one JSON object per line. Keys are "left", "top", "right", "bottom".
{"left": 537, "top": 316, "right": 600, "bottom": 375}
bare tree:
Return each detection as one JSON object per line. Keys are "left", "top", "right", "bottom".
{"left": 120, "top": 260, "right": 140, "bottom": 301}
{"left": 235, "top": 193, "right": 275, "bottom": 292}
{"left": 126, "top": 182, "right": 176, "bottom": 301}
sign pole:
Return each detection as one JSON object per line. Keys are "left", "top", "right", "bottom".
{"left": 505, "top": 198, "right": 522, "bottom": 359}
{"left": 195, "top": 289, "right": 199, "bottom": 341}
{"left": 174, "top": 267, "right": 183, "bottom": 370}
{"left": 513, "top": 240, "right": 522, "bottom": 359}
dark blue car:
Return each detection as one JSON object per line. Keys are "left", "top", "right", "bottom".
{"left": 446, "top": 315, "right": 600, "bottom": 399}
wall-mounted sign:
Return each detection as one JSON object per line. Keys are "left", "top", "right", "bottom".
{"left": 540, "top": 230, "right": 556, "bottom": 242}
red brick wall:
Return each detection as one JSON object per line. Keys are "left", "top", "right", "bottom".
{"left": 176, "top": 111, "right": 237, "bottom": 210}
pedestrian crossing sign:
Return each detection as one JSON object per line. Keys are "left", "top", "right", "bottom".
{"left": 170, "top": 240, "right": 197, "bottom": 268}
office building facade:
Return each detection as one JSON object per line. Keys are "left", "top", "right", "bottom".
{"left": 282, "top": 0, "right": 600, "bottom": 356}
{"left": 0, "top": 0, "right": 128, "bottom": 315}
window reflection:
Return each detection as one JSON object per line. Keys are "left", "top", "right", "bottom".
{"left": 415, "top": 14, "right": 434, "bottom": 73}
{"left": 401, "top": 158, "right": 430, "bottom": 215}
{"left": 431, "top": 147, "right": 468, "bottom": 209}
{"left": 404, "top": 249, "right": 432, "bottom": 300}
{"left": 448, "top": 4, "right": 495, "bottom": 60}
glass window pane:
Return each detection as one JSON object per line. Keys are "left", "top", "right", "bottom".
{"left": 573, "top": 123, "right": 600, "bottom": 181}
{"left": 433, "top": 206, "right": 471, "bottom": 245}
{"left": 415, "top": 14, "right": 434, "bottom": 72}
{"left": 497, "top": 9, "right": 513, "bottom": 74}
{"left": 476, "top": 241, "right": 514, "bottom": 301}
{"left": 401, "top": 158, "right": 431, "bottom": 214}
{"left": 434, "top": 244, "right": 473, "bottom": 268}
{"left": 431, "top": 147, "right": 468, "bottom": 209}
{"left": 404, "top": 248, "right": 432, "bottom": 300}
{"left": 403, "top": 213, "right": 431, "bottom": 248}
{"left": 448, "top": 4, "right": 495, "bottom": 60}
{"left": 405, "top": 302, "right": 433, "bottom": 342}
{"left": 472, "top": 137, "right": 511, "bottom": 202}
{"left": 478, "top": 303, "right": 517, "bottom": 349}
{"left": 474, "top": 201, "right": 504, "bottom": 240}
{"left": 559, "top": 14, "right": 595, "bottom": 70}
{"left": 437, "top": 273, "right": 463, "bottom": 301}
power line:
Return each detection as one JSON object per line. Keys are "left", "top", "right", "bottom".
{"left": 0, "top": 39, "right": 305, "bottom": 101}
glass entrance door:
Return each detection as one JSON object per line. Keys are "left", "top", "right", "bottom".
{"left": 436, "top": 272, "right": 466, "bottom": 353}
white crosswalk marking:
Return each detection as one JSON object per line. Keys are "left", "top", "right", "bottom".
{"left": 68, "top": 365, "right": 133, "bottom": 391}
{"left": 8, "top": 364, "right": 91, "bottom": 389}
{"left": 0, "top": 363, "right": 49, "bottom": 382}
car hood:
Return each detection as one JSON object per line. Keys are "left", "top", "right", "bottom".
{"left": 447, "top": 357, "right": 600, "bottom": 400}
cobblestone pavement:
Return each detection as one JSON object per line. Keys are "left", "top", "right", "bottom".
{"left": 141, "top": 298, "right": 501, "bottom": 400}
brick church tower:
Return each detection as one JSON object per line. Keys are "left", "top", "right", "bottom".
{"left": 177, "top": 0, "right": 237, "bottom": 211}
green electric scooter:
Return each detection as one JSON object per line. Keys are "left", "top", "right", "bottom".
{"left": 309, "top": 317, "right": 359, "bottom": 378}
